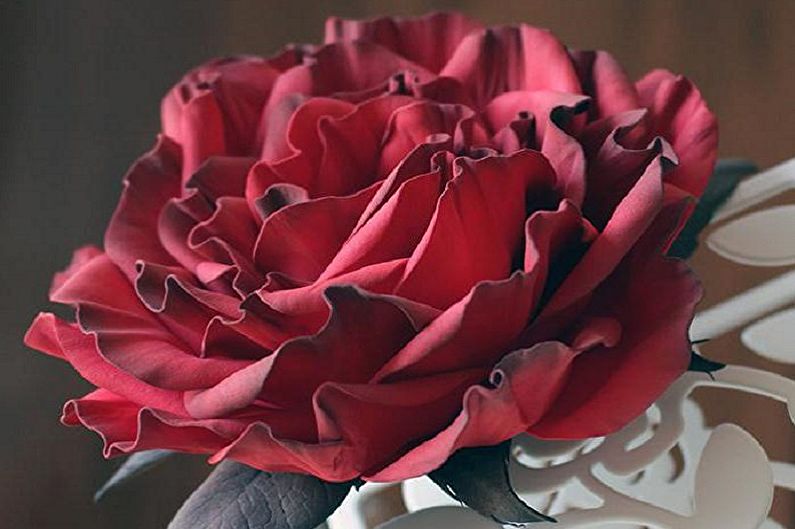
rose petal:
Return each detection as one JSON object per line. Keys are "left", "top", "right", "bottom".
{"left": 319, "top": 168, "right": 444, "bottom": 281}
{"left": 530, "top": 228, "right": 700, "bottom": 438}
{"left": 253, "top": 183, "right": 379, "bottom": 283}
{"left": 537, "top": 155, "right": 666, "bottom": 322}
{"left": 105, "top": 136, "right": 182, "bottom": 280}
{"left": 367, "top": 342, "right": 577, "bottom": 481}
{"left": 186, "top": 286, "right": 420, "bottom": 421}
{"left": 396, "top": 150, "right": 556, "bottom": 309}
{"left": 312, "top": 369, "right": 486, "bottom": 476}
{"left": 374, "top": 200, "right": 588, "bottom": 383}
{"left": 186, "top": 156, "right": 256, "bottom": 201}
{"left": 441, "top": 25, "right": 581, "bottom": 106}
{"left": 49, "top": 253, "right": 250, "bottom": 392}
{"left": 63, "top": 390, "right": 231, "bottom": 457}
{"left": 636, "top": 69, "right": 718, "bottom": 197}
{"left": 162, "top": 56, "right": 285, "bottom": 180}
{"left": 324, "top": 12, "right": 483, "bottom": 73}
{"left": 571, "top": 50, "right": 640, "bottom": 119}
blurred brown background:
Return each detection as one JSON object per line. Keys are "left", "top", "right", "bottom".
{"left": 1, "top": 1, "right": 793, "bottom": 528}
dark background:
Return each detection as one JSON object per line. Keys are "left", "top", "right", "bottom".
{"left": 1, "top": 1, "right": 794, "bottom": 528}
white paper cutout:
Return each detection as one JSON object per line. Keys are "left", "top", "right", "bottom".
{"left": 708, "top": 205, "right": 795, "bottom": 266}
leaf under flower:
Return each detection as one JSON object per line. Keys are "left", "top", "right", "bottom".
{"left": 429, "top": 441, "right": 555, "bottom": 525}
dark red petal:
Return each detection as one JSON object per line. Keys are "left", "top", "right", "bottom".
{"left": 25, "top": 312, "right": 67, "bottom": 360}
{"left": 581, "top": 111, "right": 665, "bottom": 229}
{"left": 186, "top": 156, "right": 256, "bottom": 201}
{"left": 157, "top": 190, "right": 214, "bottom": 274}
{"left": 258, "top": 259, "right": 408, "bottom": 322}
{"left": 374, "top": 200, "right": 587, "bottom": 384}
{"left": 537, "top": 156, "right": 666, "bottom": 323}
{"left": 38, "top": 314, "right": 186, "bottom": 414}
{"left": 530, "top": 239, "right": 700, "bottom": 438}
{"left": 190, "top": 197, "right": 258, "bottom": 259}
{"left": 484, "top": 90, "right": 589, "bottom": 205}
{"left": 379, "top": 101, "right": 474, "bottom": 177}
{"left": 249, "top": 95, "right": 414, "bottom": 207}
{"left": 367, "top": 342, "right": 576, "bottom": 481}
{"left": 162, "top": 56, "right": 283, "bottom": 180}
{"left": 374, "top": 272, "right": 539, "bottom": 383}
{"left": 261, "top": 41, "right": 433, "bottom": 137}
{"left": 186, "top": 286, "right": 419, "bottom": 422}
{"left": 313, "top": 369, "right": 486, "bottom": 475}
{"left": 209, "top": 423, "right": 359, "bottom": 481}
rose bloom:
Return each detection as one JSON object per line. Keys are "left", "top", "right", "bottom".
{"left": 26, "top": 13, "right": 716, "bottom": 482}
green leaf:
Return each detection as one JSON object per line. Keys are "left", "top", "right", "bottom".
{"left": 168, "top": 461, "right": 352, "bottom": 529}
{"left": 668, "top": 159, "right": 757, "bottom": 260}
{"left": 429, "top": 441, "right": 555, "bottom": 525}
{"left": 689, "top": 350, "right": 726, "bottom": 375}
{"left": 94, "top": 449, "right": 174, "bottom": 502}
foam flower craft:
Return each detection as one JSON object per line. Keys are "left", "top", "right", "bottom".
{"left": 26, "top": 11, "right": 718, "bottom": 525}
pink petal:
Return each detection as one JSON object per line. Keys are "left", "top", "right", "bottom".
{"left": 368, "top": 342, "right": 577, "bottom": 481}
{"left": 441, "top": 25, "right": 581, "bottom": 107}
{"left": 104, "top": 136, "right": 182, "bottom": 281}
{"left": 636, "top": 69, "right": 718, "bottom": 198}
{"left": 571, "top": 50, "right": 640, "bottom": 119}
{"left": 324, "top": 12, "right": 483, "bottom": 73}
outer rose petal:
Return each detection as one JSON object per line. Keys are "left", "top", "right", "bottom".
{"left": 26, "top": 312, "right": 185, "bottom": 415}
{"left": 184, "top": 286, "right": 419, "bottom": 425}
{"left": 324, "top": 12, "right": 483, "bottom": 73}
{"left": 571, "top": 50, "right": 641, "bottom": 119}
{"left": 367, "top": 342, "right": 577, "bottom": 481}
{"left": 312, "top": 369, "right": 486, "bottom": 469}
{"left": 47, "top": 252, "right": 250, "bottom": 392}
{"left": 253, "top": 183, "right": 379, "bottom": 283}
{"left": 63, "top": 389, "right": 231, "bottom": 457}
{"left": 441, "top": 25, "right": 582, "bottom": 106}
{"left": 209, "top": 369, "right": 485, "bottom": 480}
{"left": 529, "top": 217, "right": 701, "bottom": 438}
{"left": 261, "top": 41, "right": 434, "bottom": 137}
{"left": 636, "top": 69, "right": 718, "bottom": 197}
{"left": 162, "top": 56, "right": 288, "bottom": 180}
{"left": 104, "top": 136, "right": 182, "bottom": 281}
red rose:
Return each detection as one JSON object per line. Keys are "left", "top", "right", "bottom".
{"left": 26, "top": 12, "right": 716, "bottom": 482}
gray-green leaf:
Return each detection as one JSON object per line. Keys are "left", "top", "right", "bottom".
{"left": 429, "top": 441, "right": 555, "bottom": 525}
{"left": 168, "top": 461, "right": 352, "bottom": 529}
{"left": 94, "top": 449, "right": 174, "bottom": 502}
{"left": 668, "top": 159, "right": 756, "bottom": 259}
